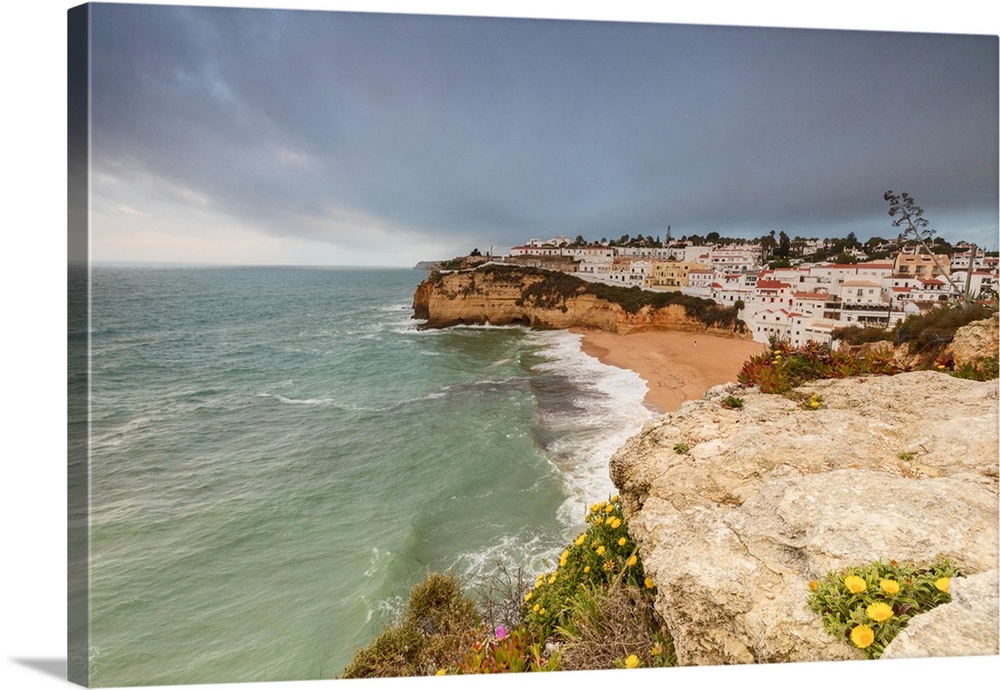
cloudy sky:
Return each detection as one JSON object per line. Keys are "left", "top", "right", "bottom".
{"left": 84, "top": 1, "right": 998, "bottom": 266}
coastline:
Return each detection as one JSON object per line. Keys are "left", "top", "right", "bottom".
{"left": 570, "top": 328, "right": 767, "bottom": 413}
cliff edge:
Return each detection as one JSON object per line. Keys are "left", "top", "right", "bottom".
{"left": 610, "top": 370, "right": 999, "bottom": 665}
{"left": 412, "top": 264, "right": 748, "bottom": 337}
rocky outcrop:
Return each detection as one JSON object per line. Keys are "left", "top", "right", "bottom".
{"left": 881, "top": 570, "right": 999, "bottom": 659}
{"left": 944, "top": 312, "right": 999, "bottom": 368}
{"left": 412, "top": 265, "right": 748, "bottom": 337}
{"left": 609, "top": 371, "right": 999, "bottom": 666}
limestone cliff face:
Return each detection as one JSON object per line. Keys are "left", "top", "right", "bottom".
{"left": 412, "top": 266, "right": 749, "bottom": 338}
{"left": 609, "top": 371, "right": 999, "bottom": 665}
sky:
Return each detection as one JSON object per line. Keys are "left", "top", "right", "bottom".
{"left": 81, "top": 1, "right": 999, "bottom": 267}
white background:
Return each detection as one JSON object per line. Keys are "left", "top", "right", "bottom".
{"left": 2, "top": 2, "right": 997, "bottom": 689}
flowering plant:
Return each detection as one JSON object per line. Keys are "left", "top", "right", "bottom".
{"left": 806, "top": 558, "right": 961, "bottom": 659}
{"left": 523, "top": 495, "right": 653, "bottom": 639}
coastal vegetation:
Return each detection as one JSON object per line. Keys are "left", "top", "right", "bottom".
{"left": 342, "top": 496, "right": 673, "bottom": 677}
{"left": 742, "top": 303, "right": 999, "bottom": 395}
{"left": 737, "top": 340, "right": 904, "bottom": 394}
{"left": 834, "top": 303, "right": 995, "bottom": 359}
{"left": 807, "top": 558, "right": 961, "bottom": 659}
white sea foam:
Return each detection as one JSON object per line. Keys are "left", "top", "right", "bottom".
{"left": 449, "top": 529, "right": 565, "bottom": 586}
{"left": 527, "top": 330, "right": 654, "bottom": 531}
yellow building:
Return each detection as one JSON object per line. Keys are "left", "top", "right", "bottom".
{"left": 892, "top": 249, "right": 951, "bottom": 279}
{"left": 647, "top": 261, "right": 709, "bottom": 289}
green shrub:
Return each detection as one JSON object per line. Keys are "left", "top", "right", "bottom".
{"left": 806, "top": 558, "right": 961, "bottom": 659}
{"left": 342, "top": 573, "right": 483, "bottom": 678}
{"left": 832, "top": 325, "right": 893, "bottom": 346}
{"left": 893, "top": 304, "right": 996, "bottom": 361}
{"left": 342, "top": 623, "right": 427, "bottom": 678}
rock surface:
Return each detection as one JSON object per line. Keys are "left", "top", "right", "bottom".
{"left": 881, "top": 570, "right": 999, "bottom": 659}
{"left": 945, "top": 312, "right": 999, "bottom": 368}
{"left": 609, "top": 371, "right": 999, "bottom": 666}
{"left": 412, "top": 265, "right": 749, "bottom": 338}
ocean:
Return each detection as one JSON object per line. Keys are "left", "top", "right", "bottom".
{"left": 82, "top": 265, "right": 653, "bottom": 686}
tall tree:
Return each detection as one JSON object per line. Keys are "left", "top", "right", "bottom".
{"left": 777, "top": 230, "right": 790, "bottom": 258}
{"left": 884, "top": 190, "right": 963, "bottom": 301}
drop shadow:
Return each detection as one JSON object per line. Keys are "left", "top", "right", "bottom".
{"left": 11, "top": 658, "right": 66, "bottom": 681}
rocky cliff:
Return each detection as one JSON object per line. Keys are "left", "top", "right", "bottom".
{"left": 412, "top": 265, "right": 748, "bottom": 337}
{"left": 608, "top": 370, "right": 999, "bottom": 665}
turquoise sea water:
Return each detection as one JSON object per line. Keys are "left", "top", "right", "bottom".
{"left": 84, "top": 266, "right": 652, "bottom": 686}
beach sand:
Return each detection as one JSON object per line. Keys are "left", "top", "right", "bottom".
{"left": 571, "top": 328, "right": 767, "bottom": 414}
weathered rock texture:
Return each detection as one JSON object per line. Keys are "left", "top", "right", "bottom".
{"left": 881, "top": 570, "right": 999, "bottom": 659}
{"left": 945, "top": 311, "right": 1000, "bottom": 368}
{"left": 609, "top": 371, "right": 999, "bottom": 665}
{"left": 412, "top": 266, "right": 749, "bottom": 338}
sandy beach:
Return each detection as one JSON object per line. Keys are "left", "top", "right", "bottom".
{"left": 571, "top": 328, "right": 767, "bottom": 413}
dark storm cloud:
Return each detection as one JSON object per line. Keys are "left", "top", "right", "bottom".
{"left": 90, "top": 4, "right": 998, "bottom": 258}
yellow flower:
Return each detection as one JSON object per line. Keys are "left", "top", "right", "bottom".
{"left": 624, "top": 654, "right": 640, "bottom": 669}
{"left": 651, "top": 645, "right": 661, "bottom": 656}
{"left": 935, "top": 577, "right": 950, "bottom": 593}
{"left": 808, "top": 580, "right": 819, "bottom": 591}
{"left": 584, "top": 565, "right": 591, "bottom": 573}
{"left": 603, "top": 559, "right": 615, "bottom": 572}
{"left": 575, "top": 534, "right": 586, "bottom": 546}
{"left": 644, "top": 577, "right": 655, "bottom": 589}
{"left": 879, "top": 579, "right": 900, "bottom": 595}
{"left": 866, "top": 601, "right": 894, "bottom": 623}
{"left": 850, "top": 624, "right": 875, "bottom": 649}
{"left": 589, "top": 503, "right": 599, "bottom": 513}
{"left": 611, "top": 518, "right": 622, "bottom": 529}
{"left": 532, "top": 603, "right": 540, "bottom": 613}
{"left": 627, "top": 554, "right": 638, "bottom": 567}
{"left": 593, "top": 516, "right": 604, "bottom": 526}
{"left": 604, "top": 503, "right": 615, "bottom": 513}
{"left": 435, "top": 669, "right": 447, "bottom": 676}
{"left": 611, "top": 494, "right": 620, "bottom": 503}
{"left": 596, "top": 545, "right": 606, "bottom": 556}
{"left": 809, "top": 401, "right": 819, "bottom": 408}
{"left": 618, "top": 537, "right": 628, "bottom": 546}
{"left": 539, "top": 608, "right": 546, "bottom": 615}
{"left": 524, "top": 591, "right": 532, "bottom": 602}
{"left": 548, "top": 575, "right": 556, "bottom": 584}
{"left": 843, "top": 575, "right": 867, "bottom": 594}
{"left": 559, "top": 550, "right": 569, "bottom": 567}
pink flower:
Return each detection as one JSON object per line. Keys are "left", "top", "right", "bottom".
{"left": 495, "top": 625, "right": 507, "bottom": 640}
